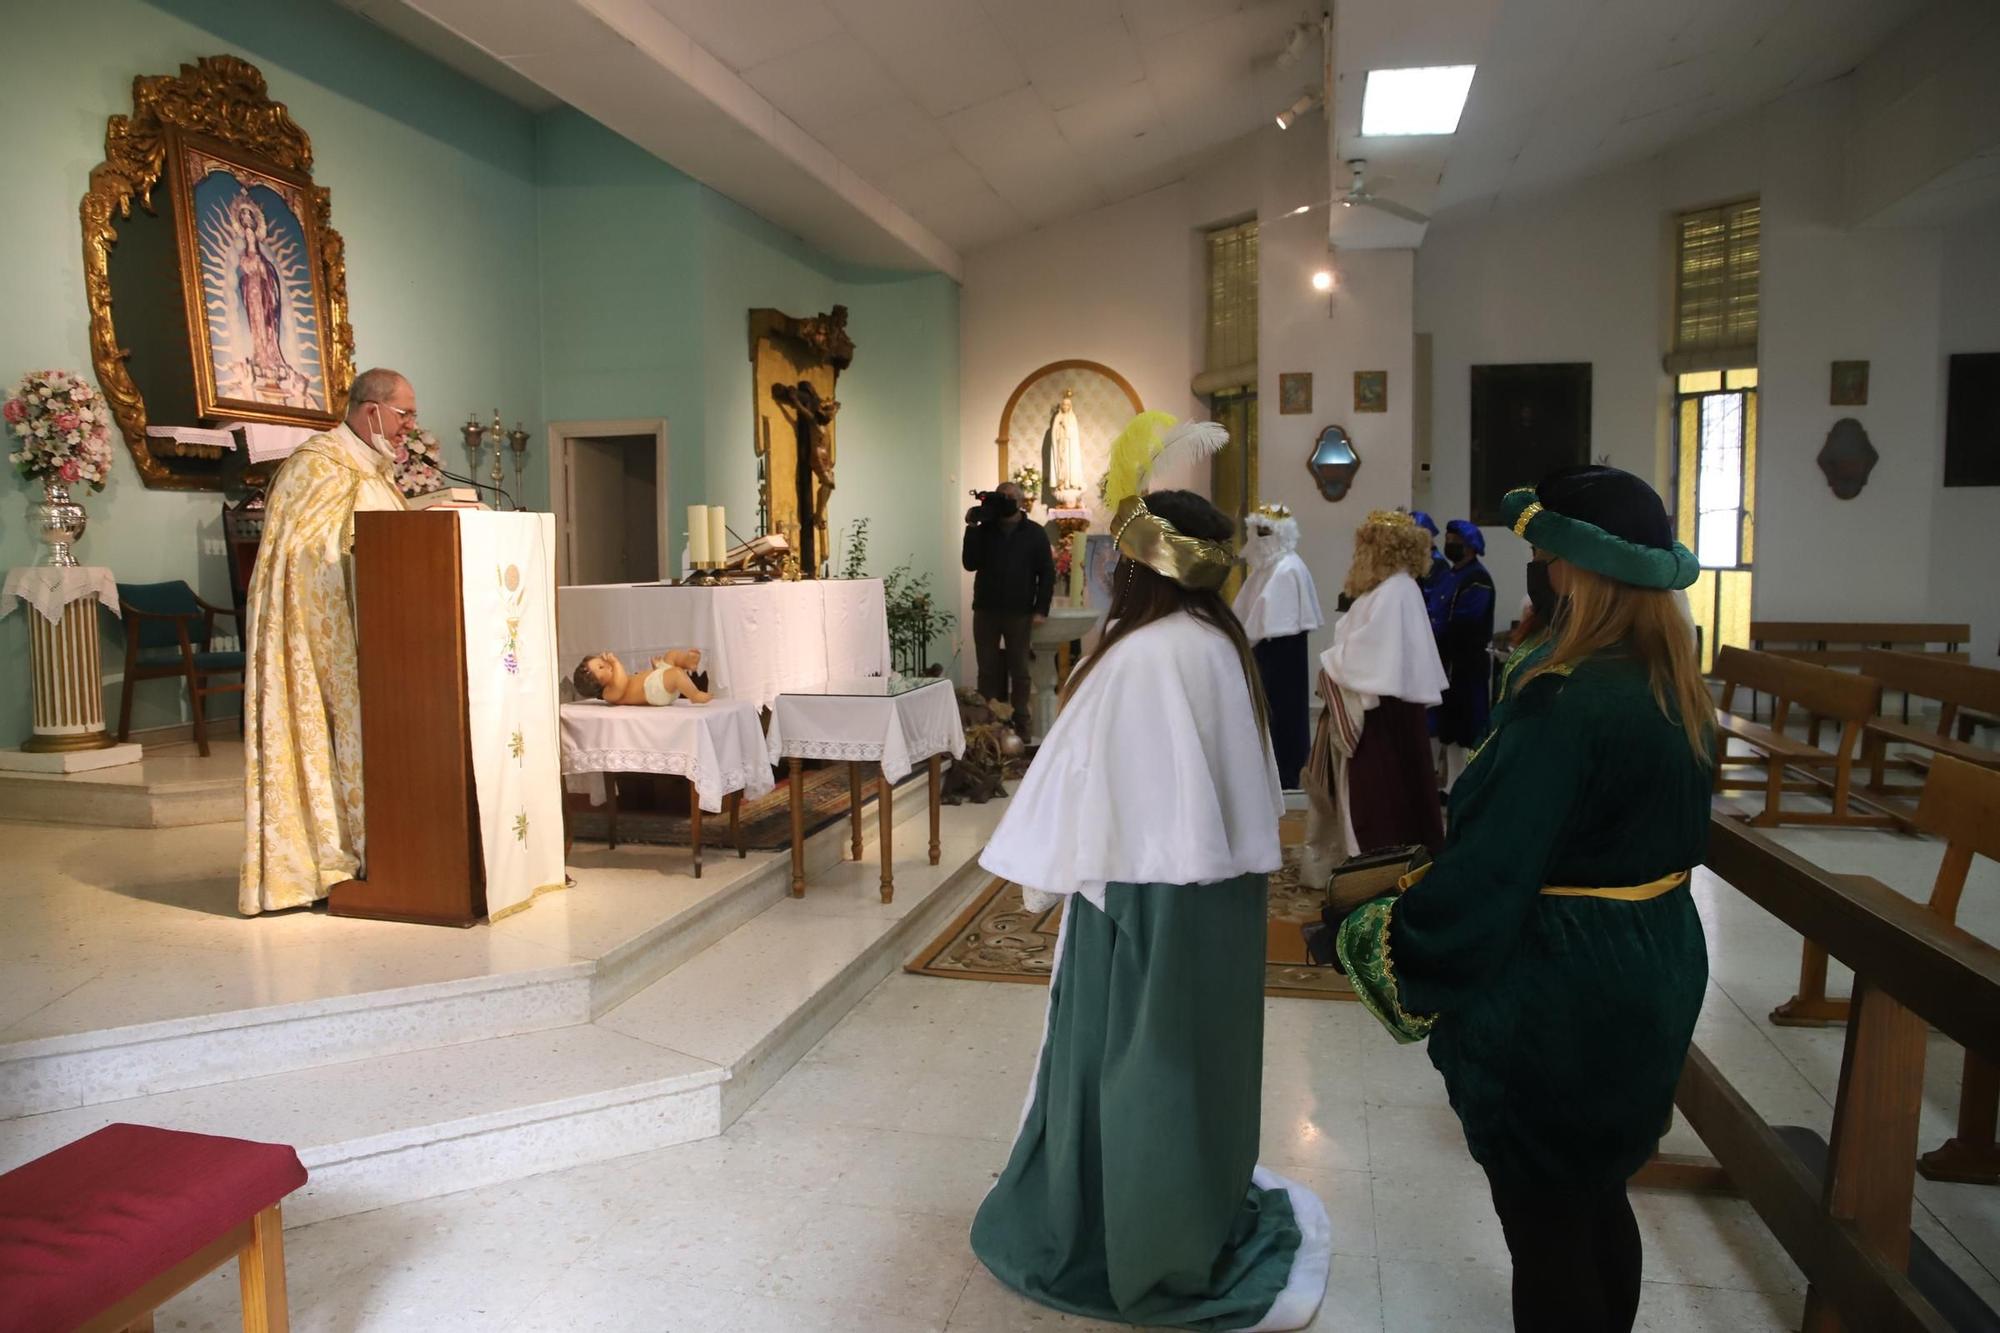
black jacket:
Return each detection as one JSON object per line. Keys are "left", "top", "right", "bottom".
{"left": 962, "top": 517, "right": 1055, "bottom": 617}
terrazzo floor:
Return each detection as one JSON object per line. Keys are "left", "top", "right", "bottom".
{"left": 102, "top": 812, "right": 1999, "bottom": 1332}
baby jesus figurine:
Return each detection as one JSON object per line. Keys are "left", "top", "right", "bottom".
{"left": 572, "top": 649, "right": 713, "bottom": 706}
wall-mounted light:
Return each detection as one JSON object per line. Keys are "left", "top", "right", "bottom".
{"left": 1311, "top": 269, "right": 1335, "bottom": 292}
{"left": 1275, "top": 92, "right": 1321, "bottom": 131}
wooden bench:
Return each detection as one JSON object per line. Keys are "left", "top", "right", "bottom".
{"left": 1857, "top": 651, "right": 2000, "bottom": 801}
{"left": 1750, "top": 620, "right": 1971, "bottom": 670}
{"left": 1711, "top": 646, "right": 1897, "bottom": 829}
{"left": 1636, "top": 815, "right": 2000, "bottom": 1332}
{"left": 0, "top": 1122, "right": 305, "bottom": 1332}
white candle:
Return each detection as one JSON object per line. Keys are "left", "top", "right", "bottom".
{"left": 707, "top": 506, "right": 729, "bottom": 568}
{"left": 687, "top": 505, "right": 711, "bottom": 565}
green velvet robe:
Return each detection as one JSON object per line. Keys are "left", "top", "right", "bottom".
{"left": 1338, "top": 652, "right": 1712, "bottom": 1190}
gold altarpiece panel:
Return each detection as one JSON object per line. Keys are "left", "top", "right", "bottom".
{"left": 82, "top": 55, "right": 356, "bottom": 491}
{"left": 751, "top": 306, "right": 853, "bottom": 576}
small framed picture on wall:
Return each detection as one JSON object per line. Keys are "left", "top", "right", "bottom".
{"left": 1830, "top": 360, "right": 1869, "bottom": 406}
{"left": 1354, "top": 370, "right": 1387, "bottom": 413}
{"left": 1278, "top": 372, "right": 1312, "bottom": 415}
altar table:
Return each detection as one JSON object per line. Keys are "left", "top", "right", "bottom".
{"left": 556, "top": 581, "right": 889, "bottom": 711}
{"left": 766, "top": 679, "right": 965, "bottom": 902}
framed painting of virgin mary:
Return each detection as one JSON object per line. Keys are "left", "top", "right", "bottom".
{"left": 166, "top": 129, "right": 338, "bottom": 430}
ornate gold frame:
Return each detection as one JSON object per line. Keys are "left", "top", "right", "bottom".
{"left": 992, "top": 358, "right": 1143, "bottom": 483}
{"left": 82, "top": 56, "right": 355, "bottom": 491}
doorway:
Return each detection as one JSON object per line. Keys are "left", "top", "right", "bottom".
{"left": 549, "top": 419, "right": 669, "bottom": 586}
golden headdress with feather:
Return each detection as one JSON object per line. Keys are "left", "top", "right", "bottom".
{"left": 1101, "top": 412, "right": 1235, "bottom": 591}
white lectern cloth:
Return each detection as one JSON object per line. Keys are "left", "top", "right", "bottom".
{"left": 460, "top": 513, "right": 566, "bottom": 919}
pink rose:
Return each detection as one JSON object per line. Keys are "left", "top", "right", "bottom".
{"left": 54, "top": 411, "right": 78, "bottom": 433}
{"left": 1, "top": 398, "right": 22, "bottom": 424}
{"left": 58, "top": 460, "right": 80, "bottom": 483}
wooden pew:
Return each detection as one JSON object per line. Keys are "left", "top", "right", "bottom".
{"left": 1637, "top": 815, "right": 2000, "bottom": 1333}
{"left": 1912, "top": 758, "right": 2000, "bottom": 1185}
{"left": 1858, "top": 651, "right": 2000, "bottom": 801}
{"left": 1751, "top": 621, "right": 1972, "bottom": 670}
{"left": 1712, "top": 647, "right": 1897, "bottom": 829}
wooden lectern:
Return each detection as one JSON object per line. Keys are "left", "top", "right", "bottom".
{"left": 330, "top": 511, "right": 484, "bottom": 926}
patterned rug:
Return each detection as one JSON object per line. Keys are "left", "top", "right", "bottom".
{"left": 907, "top": 843, "right": 1356, "bottom": 1001}
{"left": 567, "top": 765, "right": 930, "bottom": 851}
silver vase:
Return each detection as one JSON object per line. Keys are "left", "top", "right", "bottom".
{"left": 35, "top": 481, "right": 87, "bottom": 567}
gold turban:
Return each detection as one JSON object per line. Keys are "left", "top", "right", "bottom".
{"left": 1110, "top": 494, "right": 1234, "bottom": 592}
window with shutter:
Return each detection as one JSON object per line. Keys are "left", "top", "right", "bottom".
{"left": 1669, "top": 199, "right": 1760, "bottom": 372}
{"left": 1204, "top": 220, "right": 1259, "bottom": 380}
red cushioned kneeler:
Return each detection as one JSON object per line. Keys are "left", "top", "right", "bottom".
{"left": 0, "top": 1123, "right": 307, "bottom": 1333}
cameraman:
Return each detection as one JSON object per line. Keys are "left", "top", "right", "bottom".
{"left": 962, "top": 481, "right": 1054, "bottom": 740}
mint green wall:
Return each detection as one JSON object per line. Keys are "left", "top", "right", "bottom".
{"left": 0, "top": 0, "right": 542, "bottom": 744}
{"left": 0, "top": 7, "right": 959, "bottom": 747}
{"left": 538, "top": 115, "right": 963, "bottom": 663}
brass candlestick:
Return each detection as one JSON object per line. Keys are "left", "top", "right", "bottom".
{"left": 508, "top": 424, "right": 529, "bottom": 508}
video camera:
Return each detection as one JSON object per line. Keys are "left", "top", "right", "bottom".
{"left": 967, "top": 488, "right": 1020, "bottom": 523}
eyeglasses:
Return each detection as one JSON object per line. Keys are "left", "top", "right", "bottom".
{"left": 366, "top": 402, "right": 415, "bottom": 423}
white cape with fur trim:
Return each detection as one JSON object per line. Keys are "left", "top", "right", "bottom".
{"left": 1234, "top": 552, "right": 1324, "bottom": 643}
{"left": 1319, "top": 571, "right": 1446, "bottom": 707}
{"left": 980, "top": 611, "right": 1283, "bottom": 911}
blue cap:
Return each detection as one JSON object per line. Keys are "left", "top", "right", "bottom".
{"left": 1445, "top": 519, "right": 1485, "bottom": 556}
{"left": 1409, "top": 510, "right": 1438, "bottom": 536}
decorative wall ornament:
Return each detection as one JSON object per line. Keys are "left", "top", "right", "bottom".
{"left": 82, "top": 55, "right": 355, "bottom": 491}
{"left": 1353, "top": 370, "right": 1387, "bottom": 413}
{"left": 994, "top": 360, "right": 1143, "bottom": 529}
{"left": 1816, "top": 417, "right": 1878, "bottom": 499}
{"left": 1308, "top": 424, "right": 1361, "bottom": 501}
{"left": 1829, "top": 360, "right": 1869, "bottom": 406}
{"left": 1278, "top": 372, "right": 1312, "bottom": 415}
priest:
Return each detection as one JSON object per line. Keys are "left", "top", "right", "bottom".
{"left": 239, "top": 368, "right": 413, "bottom": 915}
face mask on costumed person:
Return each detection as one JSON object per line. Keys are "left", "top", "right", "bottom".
{"left": 1444, "top": 539, "right": 1466, "bottom": 563}
{"left": 1525, "top": 557, "right": 1558, "bottom": 624}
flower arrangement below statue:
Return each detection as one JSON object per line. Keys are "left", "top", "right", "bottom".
{"left": 393, "top": 424, "right": 446, "bottom": 497}
{"left": 1053, "top": 542, "right": 1073, "bottom": 582}
{"left": 5, "top": 370, "right": 113, "bottom": 491}
{"left": 1009, "top": 464, "right": 1041, "bottom": 506}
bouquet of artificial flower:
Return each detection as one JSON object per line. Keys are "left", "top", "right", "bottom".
{"left": 1054, "top": 543, "right": 1073, "bottom": 580}
{"left": 393, "top": 424, "right": 446, "bottom": 497}
{"left": 5, "top": 370, "right": 113, "bottom": 492}
{"left": 1010, "top": 464, "right": 1041, "bottom": 499}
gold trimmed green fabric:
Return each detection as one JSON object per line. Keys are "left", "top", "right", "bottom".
{"left": 1501, "top": 486, "right": 1699, "bottom": 591}
{"left": 1335, "top": 896, "right": 1435, "bottom": 1043}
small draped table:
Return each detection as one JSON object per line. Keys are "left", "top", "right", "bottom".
{"left": 765, "top": 678, "right": 965, "bottom": 901}
{"left": 0, "top": 566, "right": 134, "bottom": 766}
{"left": 559, "top": 696, "right": 774, "bottom": 877}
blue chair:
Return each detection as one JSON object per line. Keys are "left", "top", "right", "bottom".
{"left": 115, "top": 581, "right": 245, "bottom": 756}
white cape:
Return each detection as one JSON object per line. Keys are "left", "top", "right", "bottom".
{"left": 1320, "top": 571, "right": 1446, "bottom": 707}
{"left": 1234, "top": 551, "right": 1324, "bottom": 643}
{"left": 980, "top": 612, "right": 1283, "bottom": 910}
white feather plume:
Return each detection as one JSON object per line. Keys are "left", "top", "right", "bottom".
{"left": 1141, "top": 420, "right": 1229, "bottom": 488}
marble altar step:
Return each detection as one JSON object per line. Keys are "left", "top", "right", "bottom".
{"left": 0, "top": 739, "right": 243, "bottom": 828}
{"left": 0, "top": 799, "right": 1001, "bottom": 1226}
{"left": 0, "top": 773, "right": 943, "bottom": 1119}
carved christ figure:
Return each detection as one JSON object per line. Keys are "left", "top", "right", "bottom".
{"left": 772, "top": 379, "right": 840, "bottom": 571}
{"left": 1049, "top": 388, "right": 1084, "bottom": 500}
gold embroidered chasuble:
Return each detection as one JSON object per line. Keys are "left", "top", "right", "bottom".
{"left": 239, "top": 424, "right": 407, "bottom": 915}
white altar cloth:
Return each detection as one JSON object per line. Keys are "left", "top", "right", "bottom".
{"left": 765, "top": 679, "right": 965, "bottom": 784}
{"left": 3, "top": 566, "right": 118, "bottom": 624}
{"left": 556, "top": 581, "right": 890, "bottom": 711}
{"left": 560, "top": 697, "right": 774, "bottom": 813}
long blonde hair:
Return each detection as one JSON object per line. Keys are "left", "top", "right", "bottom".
{"left": 1520, "top": 566, "right": 1713, "bottom": 762}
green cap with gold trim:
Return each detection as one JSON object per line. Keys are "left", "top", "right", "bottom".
{"left": 1501, "top": 465, "right": 1700, "bottom": 591}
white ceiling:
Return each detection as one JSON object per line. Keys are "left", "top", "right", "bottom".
{"left": 350, "top": 0, "right": 1940, "bottom": 269}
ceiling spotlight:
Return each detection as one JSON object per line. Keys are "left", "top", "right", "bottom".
{"left": 1290, "top": 203, "right": 1312, "bottom": 216}
{"left": 1275, "top": 92, "right": 1321, "bottom": 131}
{"left": 1311, "top": 269, "right": 1334, "bottom": 292}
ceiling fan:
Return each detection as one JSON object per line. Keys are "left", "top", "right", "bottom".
{"left": 1337, "top": 159, "right": 1430, "bottom": 225}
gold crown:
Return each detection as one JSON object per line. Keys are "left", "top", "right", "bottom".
{"left": 1366, "top": 509, "right": 1418, "bottom": 529}
{"left": 1251, "top": 502, "right": 1293, "bottom": 520}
